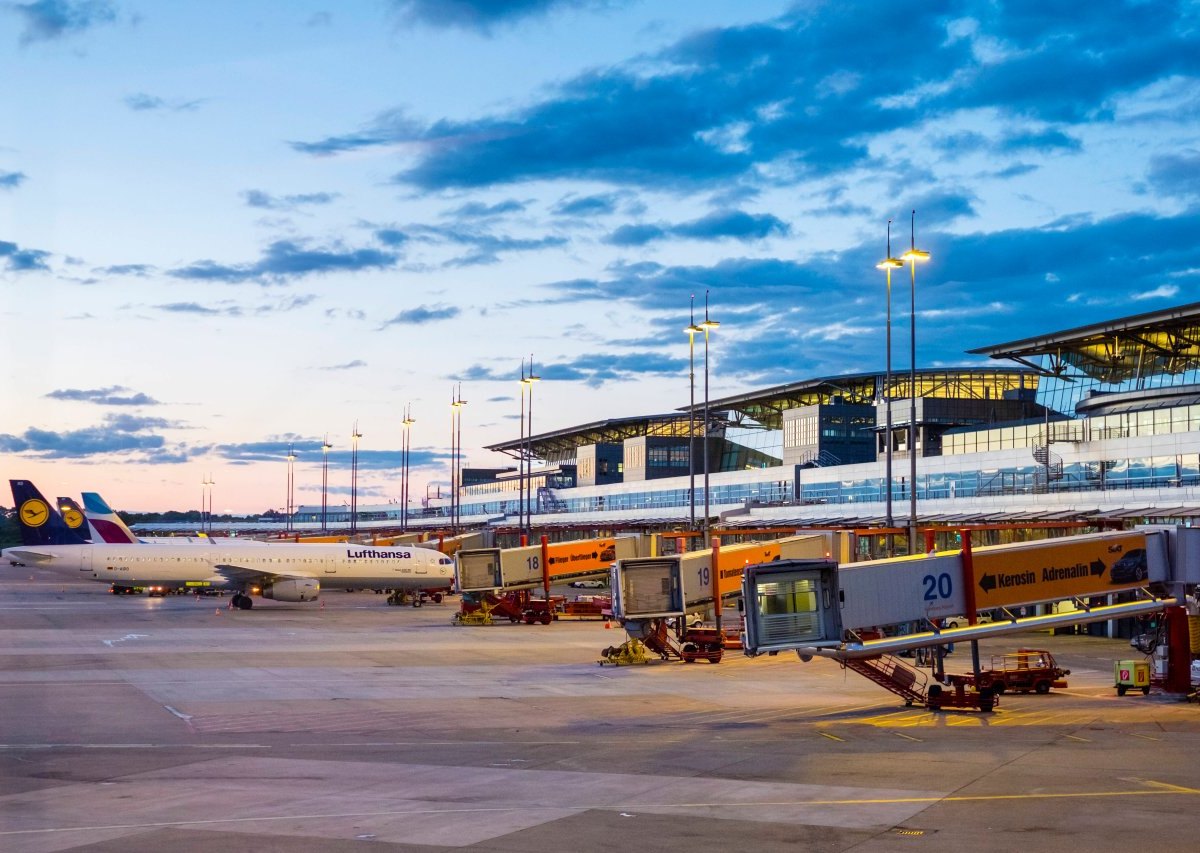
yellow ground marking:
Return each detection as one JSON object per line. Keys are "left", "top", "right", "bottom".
{"left": 1129, "top": 732, "right": 1161, "bottom": 741}
{"left": 889, "top": 731, "right": 922, "bottom": 741}
{"left": 1063, "top": 734, "right": 1090, "bottom": 742}
{"left": 1143, "top": 780, "right": 1200, "bottom": 794}
{"left": 818, "top": 731, "right": 846, "bottom": 742}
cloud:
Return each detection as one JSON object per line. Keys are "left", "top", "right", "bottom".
{"left": 0, "top": 170, "right": 27, "bottom": 189}
{"left": 387, "top": 0, "right": 611, "bottom": 32}
{"left": 1132, "top": 284, "right": 1180, "bottom": 301}
{"left": 44, "top": 385, "right": 160, "bottom": 406}
{"left": 386, "top": 224, "right": 566, "bottom": 266}
{"left": 605, "top": 209, "right": 789, "bottom": 246}
{"left": 998, "top": 128, "right": 1082, "bottom": 154}
{"left": 216, "top": 439, "right": 444, "bottom": 470}
{"left": 123, "top": 93, "right": 205, "bottom": 112}
{"left": 8, "top": 0, "right": 116, "bottom": 45}
{"left": 379, "top": 303, "right": 461, "bottom": 327}
{"left": 531, "top": 207, "right": 1200, "bottom": 383}
{"left": 1146, "top": 150, "right": 1200, "bottom": 200}
{"left": 552, "top": 193, "right": 620, "bottom": 217}
{"left": 96, "top": 263, "right": 154, "bottom": 276}
{"left": 320, "top": 359, "right": 368, "bottom": 371}
{"left": 461, "top": 350, "right": 689, "bottom": 388}
{"left": 444, "top": 199, "right": 526, "bottom": 219}
{"left": 168, "top": 239, "right": 399, "bottom": 285}
{"left": 242, "top": 189, "right": 340, "bottom": 210}
{"left": 154, "top": 301, "right": 242, "bottom": 316}
{"left": 295, "top": 3, "right": 1200, "bottom": 194}
{"left": 0, "top": 238, "right": 51, "bottom": 271}
{"left": 0, "top": 412, "right": 181, "bottom": 460}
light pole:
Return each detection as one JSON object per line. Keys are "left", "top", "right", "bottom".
{"left": 518, "top": 359, "right": 527, "bottom": 535}
{"left": 685, "top": 295, "right": 702, "bottom": 543}
{"left": 877, "top": 221, "right": 903, "bottom": 555}
{"left": 402, "top": 406, "right": 415, "bottom": 530}
{"left": 525, "top": 356, "right": 540, "bottom": 538}
{"left": 700, "top": 290, "right": 719, "bottom": 545}
{"left": 201, "top": 474, "right": 214, "bottom": 534}
{"left": 902, "top": 210, "right": 930, "bottom": 553}
{"left": 350, "top": 422, "right": 362, "bottom": 535}
{"left": 321, "top": 434, "right": 332, "bottom": 531}
{"left": 286, "top": 443, "right": 296, "bottom": 533}
{"left": 451, "top": 385, "right": 467, "bottom": 533}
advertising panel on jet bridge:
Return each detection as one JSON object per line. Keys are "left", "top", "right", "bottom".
{"left": 835, "top": 552, "right": 967, "bottom": 632}
{"left": 675, "top": 535, "right": 830, "bottom": 608}
{"left": 969, "top": 530, "right": 1166, "bottom": 609}
{"left": 498, "top": 536, "right": 639, "bottom": 589}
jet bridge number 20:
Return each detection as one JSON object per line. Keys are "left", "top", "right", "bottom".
{"left": 923, "top": 572, "right": 953, "bottom": 601}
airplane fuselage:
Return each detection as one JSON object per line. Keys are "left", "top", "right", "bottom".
{"left": 2, "top": 542, "right": 455, "bottom": 592}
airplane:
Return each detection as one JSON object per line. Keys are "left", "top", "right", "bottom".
{"left": 4, "top": 480, "right": 456, "bottom": 609}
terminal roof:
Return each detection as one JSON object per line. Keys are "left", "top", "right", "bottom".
{"left": 488, "top": 367, "right": 1036, "bottom": 456}
{"left": 970, "top": 301, "right": 1200, "bottom": 382}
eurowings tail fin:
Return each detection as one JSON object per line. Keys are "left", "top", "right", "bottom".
{"left": 81, "top": 491, "right": 141, "bottom": 544}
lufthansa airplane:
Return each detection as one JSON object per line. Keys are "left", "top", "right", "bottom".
{"left": 5, "top": 480, "right": 455, "bottom": 609}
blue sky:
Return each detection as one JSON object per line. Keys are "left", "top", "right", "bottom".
{"left": 2, "top": 0, "right": 1198, "bottom": 513}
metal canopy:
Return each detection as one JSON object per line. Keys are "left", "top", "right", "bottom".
{"left": 969, "top": 301, "right": 1200, "bottom": 382}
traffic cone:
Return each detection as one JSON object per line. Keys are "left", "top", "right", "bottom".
{"left": 215, "top": 608, "right": 221, "bottom": 615}
{"left": 604, "top": 619, "right": 611, "bottom": 629}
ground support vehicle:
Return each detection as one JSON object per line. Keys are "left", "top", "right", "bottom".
{"left": 972, "top": 649, "right": 1069, "bottom": 695}
{"left": 560, "top": 595, "right": 611, "bottom": 620}
{"left": 928, "top": 675, "right": 998, "bottom": 713}
{"left": 457, "top": 591, "right": 526, "bottom": 623}
{"left": 452, "top": 599, "right": 496, "bottom": 626}
{"left": 387, "top": 588, "right": 448, "bottom": 607}
{"left": 521, "top": 597, "right": 563, "bottom": 625}
{"left": 680, "top": 627, "right": 728, "bottom": 664}
{"left": 598, "top": 638, "right": 650, "bottom": 666}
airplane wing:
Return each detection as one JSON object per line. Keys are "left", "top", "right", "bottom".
{"left": 3, "top": 548, "right": 59, "bottom": 564}
{"left": 212, "top": 563, "right": 312, "bottom": 585}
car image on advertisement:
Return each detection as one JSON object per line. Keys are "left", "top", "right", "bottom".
{"left": 1110, "top": 548, "right": 1148, "bottom": 584}
{"left": 569, "top": 579, "right": 606, "bottom": 589}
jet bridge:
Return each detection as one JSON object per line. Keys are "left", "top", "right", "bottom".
{"left": 609, "top": 534, "right": 838, "bottom": 621}
{"left": 455, "top": 535, "right": 646, "bottom": 593}
{"left": 740, "top": 528, "right": 1191, "bottom": 662}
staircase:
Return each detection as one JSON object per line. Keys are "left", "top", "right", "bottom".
{"left": 843, "top": 654, "right": 929, "bottom": 706}
{"left": 537, "top": 486, "right": 569, "bottom": 514}
{"left": 798, "top": 449, "right": 842, "bottom": 468}
{"left": 1032, "top": 443, "right": 1064, "bottom": 492}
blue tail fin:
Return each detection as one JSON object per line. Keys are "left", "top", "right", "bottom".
{"left": 10, "top": 480, "right": 89, "bottom": 546}
{"left": 56, "top": 496, "right": 94, "bottom": 542}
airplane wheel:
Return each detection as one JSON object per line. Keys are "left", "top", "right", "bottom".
{"left": 236, "top": 595, "right": 253, "bottom": 610}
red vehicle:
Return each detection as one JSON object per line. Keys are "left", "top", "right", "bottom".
{"left": 974, "top": 649, "right": 1070, "bottom": 695}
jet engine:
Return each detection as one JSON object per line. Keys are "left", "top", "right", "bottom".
{"left": 260, "top": 578, "right": 320, "bottom": 602}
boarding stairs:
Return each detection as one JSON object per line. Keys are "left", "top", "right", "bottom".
{"left": 639, "top": 618, "right": 683, "bottom": 661}
{"left": 842, "top": 654, "right": 929, "bottom": 707}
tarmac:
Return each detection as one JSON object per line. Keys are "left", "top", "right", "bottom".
{"left": 2, "top": 575, "right": 1199, "bottom": 852}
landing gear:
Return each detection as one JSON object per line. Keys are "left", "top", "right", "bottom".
{"left": 231, "top": 593, "right": 253, "bottom": 610}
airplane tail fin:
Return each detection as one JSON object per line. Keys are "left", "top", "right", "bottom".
{"left": 10, "top": 480, "right": 89, "bottom": 547}
{"left": 55, "top": 496, "right": 93, "bottom": 542}
{"left": 81, "top": 491, "right": 141, "bottom": 544}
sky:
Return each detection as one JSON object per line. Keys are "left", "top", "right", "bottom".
{"left": 2, "top": 0, "right": 1199, "bottom": 514}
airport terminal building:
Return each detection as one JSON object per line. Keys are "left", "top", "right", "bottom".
{"left": 296, "top": 302, "right": 1200, "bottom": 541}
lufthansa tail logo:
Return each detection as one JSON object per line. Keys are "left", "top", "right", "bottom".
{"left": 62, "top": 508, "right": 85, "bottom": 529}
{"left": 20, "top": 499, "right": 50, "bottom": 528}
